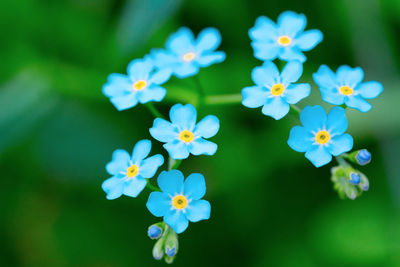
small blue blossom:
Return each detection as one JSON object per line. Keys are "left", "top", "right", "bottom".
{"left": 349, "top": 172, "right": 361, "bottom": 185}
{"left": 148, "top": 224, "right": 163, "bottom": 240}
{"left": 150, "top": 104, "right": 219, "bottom": 160}
{"left": 102, "top": 58, "right": 171, "bottom": 111}
{"left": 166, "top": 247, "right": 176, "bottom": 257}
{"left": 356, "top": 149, "right": 371, "bottom": 166}
{"left": 288, "top": 106, "right": 354, "bottom": 167}
{"left": 146, "top": 170, "right": 211, "bottom": 234}
{"left": 313, "top": 65, "right": 383, "bottom": 112}
{"left": 242, "top": 61, "right": 310, "bottom": 120}
{"left": 150, "top": 27, "right": 226, "bottom": 78}
{"left": 102, "top": 140, "right": 164, "bottom": 200}
{"left": 249, "top": 11, "right": 323, "bottom": 63}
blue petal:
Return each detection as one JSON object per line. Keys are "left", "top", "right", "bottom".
{"left": 195, "top": 51, "right": 226, "bottom": 67}
{"left": 132, "top": 139, "right": 151, "bottom": 164}
{"left": 169, "top": 104, "right": 197, "bottom": 131}
{"left": 261, "top": 97, "right": 290, "bottom": 120}
{"left": 279, "top": 47, "right": 306, "bottom": 62}
{"left": 193, "top": 115, "right": 220, "bottom": 138}
{"left": 157, "top": 170, "right": 185, "bottom": 194}
{"left": 327, "top": 134, "right": 353, "bottom": 156}
{"left": 196, "top": 28, "right": 221, "bottom": 52}
{"left": 326, "top": 107, "right": 348, "bottom": 136}
{"left": 110, "top": 93, "right": 138, "bottom": 111}
{"left": 102, "top": 176, "right": 125, "bottom": 200}
{"left": 287, "top": 126, "right": 313, "bottom": 152}
{"left": 106, "top": 149, "right": 130, "bottom": 175}
{"left": 300, "top": 105, "right": 327, "bottom": 131}
{"left": 150, "top": 49, "right": 177, "bottom": 68}
{"left": 164, "top": 210, "right": 189, "bottom": 234}
{"left": 139, "top": 154, "right": 164, "bottom": 178}
{"left": 283, "top": 83, "right": 310, "bottom": 104}
{"left": 173, "top": 62, "right": 199, "bottom": 78}
{"left": 336, "top": 66, "right": 364, "bottom": 87}
{"left": 305, "top": 145, "right": 332, "bottom": 167}
{"left": 102, "top": 74, "right": 131, "bottom": 97}
{"left": 189, "top": 138, "right": 217, "bottom": 156}
{"left": 146, "top": 191, "right": 171, "bottom": 217}
{"left": 164, "top": 140, "right": 190, "bottom": 160}
{"left": 320, "top": 87, "right": 344, "bottom": 105}
{"left": 295, "top": 30, "right": 323, "bottom": 51}
{"left": 249, "top": 16, "right": 278, "bottom": 41}
{"left": 166, "top": 27, "right": 195, "bottom": 54}
{"left": 186, "top": 200, "right": 211, "bottom": 222}
{"left": 281, "top": 61, "right": 303, "bottom": 85}
{"left": 183, "top": 173, "right": 206, "bottom": 200}
{"left": 241, "top": 86, "right": 269, "bottom": 108}
{"left": 355, "top": 81, "right": 383, "bottom": 99}
{"left": 277, "top": 11, "right": 307, "bottom": 35}
{"left": 251, "top": 61, "right": 280, "bottom": 87}
{"left": 251, "top": 42, "right": 280, "bottom": 61}
{"left": 344, "top": 95, "right": 372, "bottom": 112}
{"left": 150, "top": 118, "right": 179, "bottom": 143}
{"left": 127, "top": 58, "right": 153, "bottom": 81}
{"left": 313, "top": 65, "right": 338, "bottom": 89}
{"left": 123, "top": 177, "right": 147, "bottom": 198}
{"left": 137, "top": 86, "right": 167, "bottom": 104}
{"left": 149, "top": 69, "right": 171, "bottom": 85}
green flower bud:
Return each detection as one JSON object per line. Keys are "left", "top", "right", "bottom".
{"left": 152, "top": 236, "right": 165, "bottom": 260}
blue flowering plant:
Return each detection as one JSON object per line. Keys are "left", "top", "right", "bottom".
{"left": 99, "top": 10, "right": 383, "bottom": 264}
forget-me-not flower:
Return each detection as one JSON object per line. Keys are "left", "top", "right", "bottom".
{"left": 150, "top": 27, "right": 226, "bottom": 78}
{"left": 102, "top": 58, "right": 171, "bottom": 111}
{"left": 242, "top": 61, "right": 310, "bottom": 120}
{"left": 146, "top": 170, "right": 211, "bottom": 234}
{"left": 249, "top": 11, "right": 323, "bottom": 63}
{"left": 102, "top": 140, "right": 164, "bottom": 199}
{"left": 313, "top": 65, "right": 383, "bottom": 112}
{"left": 150, "top": 103, "right": 219, "bottom": 160}
{"left": 288, "top": 106, "right": 353, "bottom": 167}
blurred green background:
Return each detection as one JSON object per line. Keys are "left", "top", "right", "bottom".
{"left": 1, "top": 0, "right": 400, "bottom": 266}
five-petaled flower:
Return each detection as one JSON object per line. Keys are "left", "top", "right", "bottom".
{"left": 287, "top": 106, "right": 353, "bottom": 167}
{"left": 102, "top": 140, "right": 164, "bottom": 200}
{"left": 313, "top": 65, "right": 383, "bottom": 112}
{"left": 102, "top": 58, "right": 171, "bottom": 111}
{"left": 150, "top": 103, "right": 220, "bottom": 160}
{"left": 151, "top": 27, "right": 226, "bottom": 78}
{"left": 242, "top": 60, "right": 310, "bottom": 120}
{"left": 249, "top": 11, "right": 323, "bottom": 63}
{"left": 146, "top": 170, "right": 211, "bottom": 234}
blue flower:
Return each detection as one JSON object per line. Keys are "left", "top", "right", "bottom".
{"left": 313, "top": 65, "right": 383, "bottom": 112}
{"left": 102, "top": 140, "right": 164, "bottom": 199}
{"left": 356, "top": 149, "right": 371, "bottom": 166}
{"left": 148, "top": 224, "right": 163, "bottom": 240}
{"left": 102, "top": 58, "right": 171, "bottom": 111}
{"left": 249, "top": 11, "right": 323, "bottom": 63}
{"left": 287, "top": 106, "right": 354, "bottom": 167}
{"left": 150, "top": 104, "right": 219, "bottom": 160}
{"left": 150, "top": 27, "right": 226, "bottom": 78}
{"left": 242, "top": 61, "right": 310, "bottom": 120}
{"left": 146, "top": 170, "right": 211, "bottom": 234}
{"left": 349, "top": 172, "right": 361, "bottom": 185}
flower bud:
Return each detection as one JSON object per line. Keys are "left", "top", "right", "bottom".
{"left": 152, "top": 237, "right": 165, "bottom": 260}
{"left": 164, "top": 228, "right": 179, "bottom": 258}
{"left": 359, "top": 173, "right": 369, "bottom": 191}
{"left": 165, "top": 255, "right": 175, "bottom": 264}
{"left": 355, "top": 149, "right": 371, "bottom": 166}
{"left": 148, "top": 223, "right": 163, "bottom": 240}
{"left": 349, "top": 172, "right": 361, "bottom": 185}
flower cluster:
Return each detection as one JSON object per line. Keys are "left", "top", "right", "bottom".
{"left": 101, "top": 27, "right": 224, "bottom": 263}
{"left": 242, "top": 10, "right": 382, "bottom": 199}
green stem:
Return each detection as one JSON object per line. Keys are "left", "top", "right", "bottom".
{"left": 289, "top": 104, "right": 301, "bottom": 116}
{"left": 193, "top": 76, "right": 206, "bottom": 107}
{"left": 335, "top": 156, "right": 350, "bottom": 167}
{"left": 168, "top": 157, "right": 182, "bottom": 170}
{"left": 146, "top": 179, "right": 161, "bottom": 192}
{"left": 145, "top": 102, "right": 165, "bottom": 119}
{"left": 205, "top": 94, "right": 242, "bottom": 105}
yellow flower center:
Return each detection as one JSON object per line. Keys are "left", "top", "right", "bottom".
{"left": 126, "top": 164, "right": 139, "bottom": 178}
{"left": 339, "top": 85, "right": 354, "bottom": 96}
{"left": 182, "top": 52, "right": 196, "bottom": 62}
{"left": 277, "top": 35, "right": 292, "bottom": 46}
{"left": 315, "top": 130, "right": 331, "bottom": 145}
{"left": 271, "top": 83, "right": 285, "bottom": 96}
{"left": 133, "top": 80, "right": 147, "bottom": 91}
{"left": 172, "top": 195, "right": 188, "bottom": 209}
{"left": 179, "top": 130, "right": 194, "bottom": 143}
